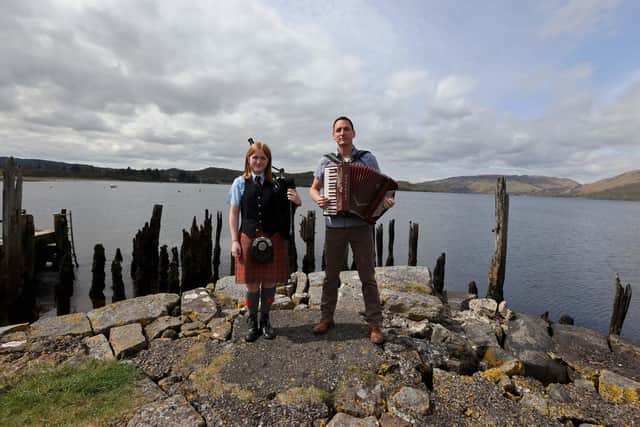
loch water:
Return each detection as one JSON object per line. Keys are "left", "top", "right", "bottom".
{"left": 7, "top": 180, "right": 640, "bottom": 341}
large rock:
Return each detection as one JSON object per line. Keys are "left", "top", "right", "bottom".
{"left": 144, "top": 316, "right": 183, "bottom": 340}
{"left": 598, "top": 369, "right": 640, "bottom": 406}
{"left": 551, "top": 324, "right": 610, "bottom": 379}
{"left": 0, "top": 323, "right": 29, "bottom": 338}
{"left": 212, "top": 276, "right": 246, "bottom": 305}
{"left": 608, "top": 335, "right": 640, "bottom": 382}
{"left": 327, "top": 413, "right": 379, "bottom": 427}
{"left": 388, "top": 386, "right": 431, "bottom": 425}
{"left": 308, "top": 266, "right": 432, "bottom": 291}
{"left": 381, "top": 289, "right": 444, "bottom": 322}
{"left": 181, "top": 288, "right": 218, "bottom": 324}
{"left": 292, "top": 271, "right": 308, "bottom": 293}
{"left": 83, "top": 334, "right": 114, "bottom": 360}
{"left": 271, "top": 294, "right": 295, "bottom": 310}
{"left": 504, "top": 314, "right": 552, "bottom": 352}
{"left": 374, "top": 266, "right": 432, "bottom": 290}
{"left": 127, "top": 394, "right": 205, "bottom": 427}
{"left": 334, "top": 368, "right": 386, "bottom": 418}
{"left": 207, "top": 318, "right": 232, "bottom": 341}
{"left": 307, "top": 271, "right": 325, "bottom": 288}
{"left": 460, "top": 316, "right": 501, "bottom": 354}
{"left": 430, "top": 324, "right": 478, "bottom": 373}
{"left": 505, "top": 314, "right": 567, "bottom": 383}
{"left": 110, "top": 323, "right": 147, "bottom": 359}
{"left": 468, "top": 298, "right": 498, "bottom": 318}
{"left": 30, "top": 313, "right": 92, "bottom": 338}
{"left": 87, "top": 294, "right": 179, "bottom": 334}
{"left": 378, "top": 413, "right": 411, "bottom": 427}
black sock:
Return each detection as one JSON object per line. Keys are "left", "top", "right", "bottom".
{"left": 260, "top": 287, "right": 276, "bottom": 316}
{"left": 245, "top": 291, "right": 260, "bottom": 316}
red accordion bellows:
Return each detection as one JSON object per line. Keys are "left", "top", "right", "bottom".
{"left": 323, "top": 163, "right": 397, "bottom": 223}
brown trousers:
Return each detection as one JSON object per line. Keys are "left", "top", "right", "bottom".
{"left": 321, "top": 225, "right": 383, "bottom": 327}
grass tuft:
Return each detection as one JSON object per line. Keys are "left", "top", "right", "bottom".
{"left": 0, "top": 360, "right": 142, "bottom": 426}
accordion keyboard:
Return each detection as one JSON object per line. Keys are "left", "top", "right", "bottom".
{"left": 323, "top": 166, "right": 338, "bottom": 215}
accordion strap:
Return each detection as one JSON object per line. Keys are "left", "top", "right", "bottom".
{"left": 323, "top": 150, "right": 370, "bottom": 164}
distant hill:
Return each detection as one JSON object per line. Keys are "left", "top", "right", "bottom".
{"left": 402, "top": 175, "right": 581, "bottom": 195}
{"left": 572, "top": 170, "right": 640, "bottom": 201}
{"left": 1, "top": 157, "right": 639, "bottom": 201}
{"left": 0, "top": 156, "right": 314, "bottom": 186}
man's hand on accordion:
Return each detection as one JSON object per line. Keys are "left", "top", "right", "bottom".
{"left": 383, "top": 197, "right": 395, "bottom": 209}
{"left": 315, "top": 196, "right": 329, "bottom": 209}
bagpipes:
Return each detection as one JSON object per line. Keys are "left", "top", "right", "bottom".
{"left": 248, "top": 137, "right": 297, "bottom": 242}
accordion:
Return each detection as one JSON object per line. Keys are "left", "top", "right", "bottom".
{"left": 323, "top": 163, "right": 398, "bottom": 224}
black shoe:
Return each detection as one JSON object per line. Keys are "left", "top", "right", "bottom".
{"left": 261, "top": 313, "right": 276, "bottom": 340}
{"left": 245, "top": 314, "right": 261, "bottom": 342}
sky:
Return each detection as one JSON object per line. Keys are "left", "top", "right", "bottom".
{"left": 1, "top": 0, "right": 639, "bottom": 183}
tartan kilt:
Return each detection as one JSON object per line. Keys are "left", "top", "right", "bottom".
{"left": 235, "top": 232, "right": 289, "bottom": 285}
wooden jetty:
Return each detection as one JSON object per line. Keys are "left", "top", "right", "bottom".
{"left": 1, "top": 158, "right": 75, "bottom": 324}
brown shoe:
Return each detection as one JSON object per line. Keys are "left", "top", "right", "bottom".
{"left": 312, "top": 319, "right": 335, "bottom": 335}
{"left": 370, "top": 326, "right": 384, "bottom": 344}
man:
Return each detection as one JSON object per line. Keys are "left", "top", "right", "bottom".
{"left": 309, "top": 116, "right": 395, "bottom": 344}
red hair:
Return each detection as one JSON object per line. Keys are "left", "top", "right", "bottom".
{"left": 242, "top": 142, "right": 273, "bottom": 182}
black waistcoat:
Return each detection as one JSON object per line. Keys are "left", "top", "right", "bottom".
{"left": 240, "top": 178, "right": 279, "bottom": 237}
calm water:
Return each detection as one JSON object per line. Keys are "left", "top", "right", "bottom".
{"left": 4, "top": 180, "right": 639, "bottom": 341}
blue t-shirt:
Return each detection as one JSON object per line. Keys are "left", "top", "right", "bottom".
{"left": 226, "top": 173, "right": 265, "bottom": 207}
{"left": 313, "top": 146, "right": 380, "bottom": 228}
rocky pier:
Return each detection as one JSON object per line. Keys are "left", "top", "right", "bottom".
{"left": 1, "top": 266, "right": 639, "bottom": 426}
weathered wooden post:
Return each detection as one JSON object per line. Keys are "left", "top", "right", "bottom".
{"left": 1, "top": 157, "right": 24, "bottom": 324}
{"left": 20, "top": 214, "right": 36, "bottom": 322}
{"left": 54, "top": 209, "right": 75, "bottom": 315}
{"left": 180, "top": 210, "right": 213, "bottom": 291}
{"left": 56, "top": 252, "right": 74, "bottom": 315}
{"left": 609, "top": 274, "right": 632, "bottom": 336}
{"left": 468, "top": 281, "right": 478, "bottom": 297}
{"left": 375, "top": 224, "right": 383, "bottom": 267}
{"left": 212, "top": 211, "right": 222, "bottom": 283}
{"left": 90, "top": 244, "right": 106, "bottom": 308}
{"left": 408, "top": 222, "right": 419, "bottom": 266}
{"left": 487, "top": 177, "right": 509, "bottom": 303}
{"left": 181, "top": 228, "right": 195, "bottom": 291}
{"left": 300, "top": 210, "right": 316, "bottom": 275}
{"left": 111, "top": 248, "right": 126, "bottom": 302}
{"left": 433, "top": 253, "right": 446, "bottom": 294}
{"left": 385, "top": 219, "right": 395, "bottom": 266}
{"left": 203, "top": 210, "right": 213, "bottom": 285}
{"left": 168, "top": 247, "right": 180, "bottom": 294}
{"left": 132, "top": 204, "right": 163, "bottom": 296}
{"left": 158, "top": 245, "right": 169, "bottom": 293}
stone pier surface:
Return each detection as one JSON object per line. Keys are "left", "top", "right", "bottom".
{"left": 0, "top": 266, "right": 638, "bottom": 425}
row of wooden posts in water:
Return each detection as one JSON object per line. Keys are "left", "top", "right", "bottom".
{"left": 86, "top": 206, "right": 423, "bottom": 308}
{"left": 0, "top": 159, "right": 634, "bottom": 336}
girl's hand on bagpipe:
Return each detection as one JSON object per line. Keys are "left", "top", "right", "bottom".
{"left": 383, "top": 197, "right": 395, "bottom": 209}
{"left": 287, "top": 188, "right": 302, "bottom": 206}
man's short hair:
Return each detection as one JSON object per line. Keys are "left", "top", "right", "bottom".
{"left": 332, "top": 116, "right": 354, "bottom": 132}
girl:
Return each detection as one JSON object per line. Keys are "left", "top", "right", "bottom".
{"left": 227, "top": 142, "right": 301, "bottom": 342}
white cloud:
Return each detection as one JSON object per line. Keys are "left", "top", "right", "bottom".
{"left": 0, "top": 0, "right": 638, "bottom": 184}
{"left": 541, "top": 0, "right": 619, "bottom": 38}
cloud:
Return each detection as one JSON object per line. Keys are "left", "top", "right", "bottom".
{"left": 0, "top": 1, "right": 638, "bottom": 184}
{"left": 541, "top": 0, "right": 620, "bottom": 38}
